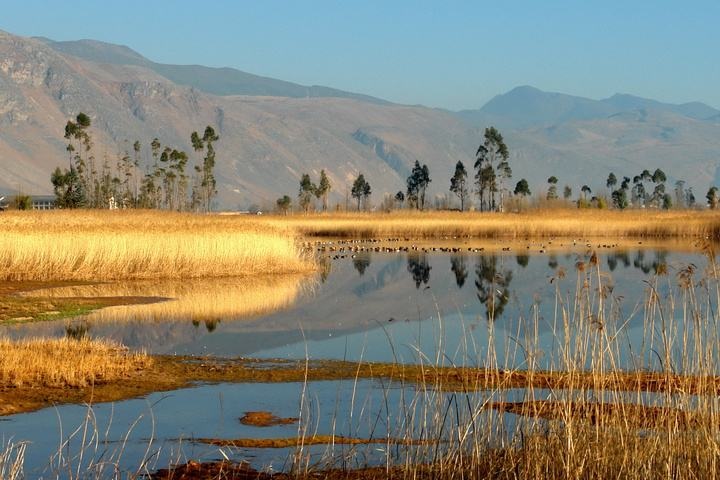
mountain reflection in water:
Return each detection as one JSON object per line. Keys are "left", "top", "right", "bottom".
{"left": 3, "top": 249, "right": 711, "bottom": 364}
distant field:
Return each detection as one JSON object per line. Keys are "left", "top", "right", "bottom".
{"left": 258, "top": 209, "right": 720, "bottom": 240}
{"left": 0, "top": 210, "right": 313, "bottom": 281}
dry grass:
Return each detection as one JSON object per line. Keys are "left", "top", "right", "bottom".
{"left": 0, "top": 337, "right": 150, "bottom": 388}
{"left": 257, "top": 209, "right": 720, "bottom": 239}
{"left": 0, "top": 210, "right": 313, "bottom": 281}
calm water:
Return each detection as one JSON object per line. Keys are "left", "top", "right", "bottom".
{"left": 2, "top": 248, "right": 715, "bottom": 474}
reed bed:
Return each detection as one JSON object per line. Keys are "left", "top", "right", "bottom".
{"left": 258, "top": 209, "right": 720, "bottom": 240}
{"left": 0, "top": 210, "right": 313, "bottom": 281}
{"left": 0, "top": 337, "right": 150, "bottom": 388}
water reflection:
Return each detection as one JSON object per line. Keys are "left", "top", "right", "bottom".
{"left": 474, "top": 256, "right": 513, "bottom": 322}
{"left": 515, "top": 254, "right": 529, "bottom": 268}
{"left": 407, "top": 252, "right": 431, "bottom": 288}
{"left": 26, "top": 275, "right": 310, "bottom": 324}
{"left": 352, "top": 253, "right": 372, "bottom": 276}
{"left": 450, "top": 254, "right": 468, "bottom": 288}
{"left": 604, "top": 250, "right": 668, "bottom": 274}
{"left": 4, "top": 248, "right": 714, "bottom": 364}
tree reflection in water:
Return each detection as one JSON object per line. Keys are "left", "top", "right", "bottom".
{"left": 475, "top": 255, "right": 513, "bottom": 322}
{"left": 407, "top": 252, "right": 431, "bottom": 289}
{"left": 353, "top": 253, "right": 372, "bottom": 276}
{"left": 450, "top": 254, "right": 468, "bottom": 288}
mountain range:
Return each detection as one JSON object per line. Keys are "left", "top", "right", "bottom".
{"left": 1, "top": 29, "right": 719, "bottom": 208}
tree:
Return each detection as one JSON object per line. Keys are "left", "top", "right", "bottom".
{"left": 449, "top": 161, "right": 468, "bottom": 210}
{"left": 316, "top": 170, "right": 332, "bottom": 211}
{"left": 686, "top": 187, "right": 696, "bottom": 208}
{"left": 351, "top": 173, "right": 371, "bottom": 210}
{"left": 581, "top": 185, "right": 592, "bottom": 200}
{"left": 276, "top": 195, "right": 292, "bottom": 214}
{"left": 407, "top": 161, "right": 431, "bottom": 210}
{"left": 611, "top": 188, "right": 628, "bottom": 209}
{"left": 298, "top": 173, "right": 316, "bottom": 213}
{"left": 63, "top": 113, "right": 95, "bottom": 206}
{"left": 606, "top": 172, "right": 617, "bottom": 190}
{"left": 674, "top": 180, "right": 686, "bottom": 209}
{"left": 514, "top": 178, "right": 531, "bottom": 197}
{"left": 546, "top": 176, "right": 559, "bottom": 200}
{"left": 190, "top": 126, "right": 220, "bottom": 212}
{"left": 652, "top": 168, "right": 667, "bottom": 185}
{"left": 563, "top": 185, "right": 572, "bottom": 200}
{"left": 394, "top": 191, "right": 405, "bottom": 208}
{"left": 662, "top": 193, "right": 672, "bottom": 210}
{"left": 474, "top": 127, "right": 509, "bottom": 212}
{"left": 707, "top": 186, "right": 719, "bottom": 209}
{"left": 51, "top": 165, "right": 86, "bottom": 208}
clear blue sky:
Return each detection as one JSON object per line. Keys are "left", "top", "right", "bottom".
{"left": 2, "top": 0, "right": 718, "bottom": 110}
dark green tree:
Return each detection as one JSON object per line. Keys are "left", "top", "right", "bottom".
{"left": 611, "top": 188, "right": 628, "bottom": 209}
{"left": 514, "top": 178, "right": 531, "bottom": 197}
{"left": 276, "top": 195, "right": 292, "bottom": 214}
{"left": 662, "top": 193, "right": 672, "bottom": 210}
{"left": 563, "top": 185, "right": 572, "bottom": 200}
{"left": 394, "top": 190, "right": 405, "bottom": 208}
{"left": 707, "top": 186, "right": 719, "bottom": 209}
{"left": 546, "top": 176, "right": 559, "bottom": 200}
{"left": 449, "top": 161, "right": 468, "bottom": 210}
{"left": 190, "top": 126, "right": 220, "bottom": 212}
{"left": 606, "top": 172, "right": 617, "bottom": 190}
{"left": 51, "top": 165, "right": 86, "bottom": 208}
{"left": 474, "top": 127, "right": 509, "bottom": 212}
{"left": 316, "top": 170, "right": 332, "bottom": 211}
{"left": 406, "top": 161, "right": 431, "bottom": 210}
{"left": 298, "top": 173, "right": 316, "bottom": 213}
{"left": 581, "top": 184, "right": 592, "bottom": 200}
{"left": 351, "top": 173, "right": 371, "bottom": 210}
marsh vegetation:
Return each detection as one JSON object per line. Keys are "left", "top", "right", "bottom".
{"left": 3, "top": 210, "right": 720, "bottom": 478}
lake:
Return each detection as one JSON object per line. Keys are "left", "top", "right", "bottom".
{"left": 2, "top": 246, "right": 716, "bottom": 476}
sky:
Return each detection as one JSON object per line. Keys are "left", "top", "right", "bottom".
{"left": 2, "top": 0, "right": 719, "bottom": 110}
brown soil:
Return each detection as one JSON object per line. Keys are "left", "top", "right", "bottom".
{"left": 197, "top": 435, "right": 428, "bottom": 449}
{"left": 239, "top": 411, "right": 298, "bottom": 427}
{"left": 149, "top": 460, "right": 440, "bottom": 480}
{"left": 3, "top": 356, "right": 720, "bottom": 416}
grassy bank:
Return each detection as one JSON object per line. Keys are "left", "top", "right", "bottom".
{"left": 0, "top": 337, "right": 150, "bottom": 389}
{"left": 258, "top": 209, "right": 720, "bottom": 239}
{"left": 0, "top": 210, "right": 313, "bottom": 281}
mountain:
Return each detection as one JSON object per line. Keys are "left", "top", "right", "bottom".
{"left": 601, "top": 93, "right": 720, "bottom": 121}
{"left": 0, "top": 30, "right": 473, "bottom": 207}
{"left": 38, "top": 37, "right": 391, "bottom": 105}
{"left": 458, "top": 86, "right": 720, "bottom": 129}
{"left": 2, "top": 29, "right": 720, "bottom": 208}
{"left": 457, "top": 86, "right": 616, "bottom": 129}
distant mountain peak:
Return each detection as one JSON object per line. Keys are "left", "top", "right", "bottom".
{"left": 456, "top": 85, "right": 720, "bottom": 129}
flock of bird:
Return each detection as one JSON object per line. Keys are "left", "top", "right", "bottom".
{"left": 305, "top": 237, "right": 624, "bottom": 261}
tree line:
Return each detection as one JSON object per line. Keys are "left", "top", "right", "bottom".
{"left": 277, "top": 125, "right": 718, "bottom": 213}
{"left": 50, "top": 113, "right": 220, "bottom": 211}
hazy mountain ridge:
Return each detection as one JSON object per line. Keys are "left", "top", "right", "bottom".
{"left": 2, "top": 29, "right": 720, "bottom": 208}
{"left": 458, "top": 85, "right": 720, "bottom": 129}
{"left": 39, "top": 37, "right": 391, "bottom": 105}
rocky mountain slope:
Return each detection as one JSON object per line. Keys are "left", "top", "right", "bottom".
{"left": 2, "top": 30, "right": 719, "bottom": 209}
